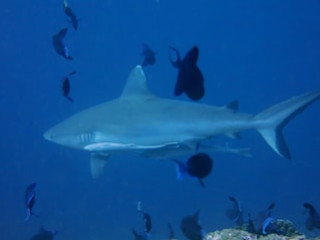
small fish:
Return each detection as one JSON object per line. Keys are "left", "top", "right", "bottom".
{"left": 141, "top": 43, "right": 156, "bottom": 66}
{"left": 169, "top": 46, "right": 205, "bottom": 101}
{"left": 63, "top": 0, "right": 78, "bottom": 30}
{"left": 61, "top": 71, "right": 76, "bottom": 102}
{"left": 142, "top": 212, "right": 152, "bottom": 233}
{"left": 30, "top": 227, "right": 57, "bottom": 240}
{"left": 52, "top": 28, "right": 72, "bottom": 60}
{"left": 174, "top": 152, "right": 213, "bottom": 188}
{"left": 225, "top": 196, "right": 244, "bottom": 226}
{"left": 136, "top": 201, "right": 152, "bottom": 234}
{"left": 24, "top": 183, "right": 37, "bottom": 222}
{"left": 180, "top": 211, "right": 204, "bottom": 240}
{"left": 303, "top": 203, "right": 320, "bottom": 230}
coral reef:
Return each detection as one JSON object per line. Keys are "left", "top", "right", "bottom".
{"left": 204, "top": 228, "right": 305, "bottom": 240}
{"left": 204, "top": 219, "right": 308, "bottom": 240}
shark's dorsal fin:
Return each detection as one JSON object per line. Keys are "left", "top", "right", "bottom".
{"left": 121, "top": 65, "right": 154, "bottom": 98}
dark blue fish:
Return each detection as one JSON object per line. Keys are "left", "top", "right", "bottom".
{"left": 304, "top": 203, "right": 320, "bottom": 230}
{"left": 61, "top": 71, "right": 76, "bottom": 102}
{"left": 225, "top": 196, "right": 244, "bottom": 226}
{"left": 169, "top": 46, "right": 204, "bottom": 101}
{"left": 141, "top": 43, "right": 155, "bottom": 66}
{"left": 63, "top": 1, "right": 78, "bottom": 30}
{"left": 52, "top": 28, "right": 72, "bottom": 60}
{"left": 30, "top": 227, "right": 57, "bottom": 240}
{"left": 24, "top": 183, "right": 37, "bottom": 221}
{"left": 174, "top": 152, "right": 213, "bottom": 188}
{"left": 142, "top": 212, "right": 152, "bottom": 233}
{"left": 180, "top": 211, "right": 204, "bottom": 240}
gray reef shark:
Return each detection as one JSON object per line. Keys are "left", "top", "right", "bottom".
{"left": 44, "top": 65, "right": 320, "bottom": 179}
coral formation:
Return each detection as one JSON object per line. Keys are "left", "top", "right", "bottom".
{"left": 204, "top": 220, "right": 308, "bottom": 240}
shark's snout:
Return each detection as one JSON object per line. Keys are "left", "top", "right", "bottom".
{"left": 43, "top": 130, "right": 55, "bottom": 142}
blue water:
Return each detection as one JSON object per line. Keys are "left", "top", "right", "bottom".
{"left": 1, "top": 0, "right": 320, "bottom": 239}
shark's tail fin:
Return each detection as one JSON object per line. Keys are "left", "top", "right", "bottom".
{"left": 254, "top": 90, "right": 320, "bottom": 159}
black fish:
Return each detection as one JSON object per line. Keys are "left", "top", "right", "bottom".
{"left": 132, "top": 229, "right": 148, "bottom": 240}
{"left": 30, "top": 227, "right": 57, "bottom": 240}
{"left": 24, "top": 183, "right": 37, "bottom": 221}
{"left": 141, "top": 43, "right": 155, "bottom": 66}
{"left": 174, "top": 152, "right": 213, "bottom": 188}
{"left": 304, "top": 203, "right": 320, "bottom": 230}
{"left": 61, "top": 71, "right": 76, "bottom": 102}
{"left": 142, "top": 212, "right": 152, "bottom": 233}
{"left": 52, "top": 28, "right": 72, "bottom": 60}
{"left": 169, "top": 46, "right": 204, "bottom": 101}
{"left": 180, "top": 211, "right": 204, "bottom": 240}
{"left": 225, "top": 196, "right": 244, "bottom": 226}
{"left": 63, "top": 1, "right": 78, "bottom": 30}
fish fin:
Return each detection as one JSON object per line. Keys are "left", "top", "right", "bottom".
{"left": 173, "top": 159, "right": 187, "bottom": 180}
{"left": 168, "top": 46, "right": 182, "bottom": 68}
{"left": 262, "top": 217, "right": 274, "bottom": 235}
{"left": 254, "top": 90, "right": 320, "bottom": 159}
{"left": 225, "top": 132, "right": 242, "bottom": 139}
{"left": 90, "top": 153, "right": 109, "bottom": 179}
{"left": 121, "top": 65, "right": 155, "bottom": 98}
{"left": 226, "top": 100, "right": 239, "bottom": 111}
{"left": 184, "top": 141, "right": 200, "bottom": 151}
{"left": 236, "top": 148, "right": 252, "bottom": 158}
{"left": 198, "top": 179, "right": 205, "bottom": 188}
{"left": 24, "top": 209, "right": 31, "bottom": 222}
{"left": 228, "top": 196, "right": 237, "bottom": 204}
{"left": 65, "top": 96, "right": 74, "bottom": 102}
{"left": 193, "top": 210, "right": 200, "bottom": 220}
{"left": 304, "top": 203, "right": 317, "bottom": 216}
{"left": 268, "top": 203, "right": 275, "bottom": 211}
{"left": 132, "top": 228, "right": 138, "bottom": 237}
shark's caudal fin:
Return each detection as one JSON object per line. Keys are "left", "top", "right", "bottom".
{"left": 254, "top": 90, "right": 320, "bottom": 159}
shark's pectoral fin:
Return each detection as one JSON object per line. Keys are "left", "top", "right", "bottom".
{"left": 90, "top": 153, "right": 109, "bottom": 179}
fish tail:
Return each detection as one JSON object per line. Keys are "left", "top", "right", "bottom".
{"left": 254, "top": 90, "right": 320, "bottom": 159}
{"left": 24, "top": 209, "right": 30, "bottom": 222}
{"left": 66, "top": 96, "right": 74, "bottom": 102}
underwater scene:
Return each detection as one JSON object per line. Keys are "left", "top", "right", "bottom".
{"left": 1, "top": 0, "right": 320, "bottom": 240}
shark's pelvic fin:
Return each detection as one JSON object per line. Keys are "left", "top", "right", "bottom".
{"left": 254, "top": 90, "right": 320, "bottom": 159}
{"left": 120, "top": 65, "right": 154, "bottom": 98}
{"left": 90, "top": 153, "right": 109, "bottom": 179}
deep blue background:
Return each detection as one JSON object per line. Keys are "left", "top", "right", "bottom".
{"left": 1, "top": 0, "right": 320, "bottom": 239}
